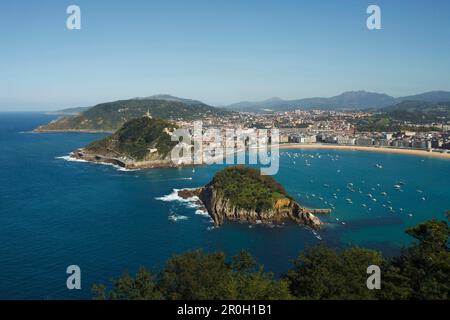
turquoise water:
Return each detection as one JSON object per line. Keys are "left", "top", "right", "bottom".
{"left": 0, "top": 113, "right": 449, "bottom": 299}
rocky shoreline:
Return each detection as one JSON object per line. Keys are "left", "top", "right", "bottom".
{"left": 70, "top": 149, "right": 181, "bottom": 170}
{"left": 177, "top": 187, "right": 330, "bottom": 230}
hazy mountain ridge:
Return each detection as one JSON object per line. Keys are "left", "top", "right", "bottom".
{"left": 225, "top": 90, "right": 450, "bottom": 112}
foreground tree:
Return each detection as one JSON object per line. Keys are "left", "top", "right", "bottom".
{"left": 93, "top": 218, "right": 449, "bottom": 300}
{"left": 285, "top": 245, "right": 383, "bottom": 299}
{"left": 93, "top": 267, "right": 163, "bottom": 300}
{"left": 94, "top": 250, "right": 291, "bottom": 300}
{"left": 381, "top": 219, "right": 449, "bottom": 300}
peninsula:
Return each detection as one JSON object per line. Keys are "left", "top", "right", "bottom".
{"left": 70, "top": 114, "right": 181, "bottom": 169}
{"left": 179, "top": 166, "right": 330, "bottom": 229}
{"left": 34, "top": 96, "right": 232, "bottom": 132}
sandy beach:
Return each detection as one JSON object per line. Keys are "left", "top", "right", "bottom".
{"left": 278, "top": 143, "right": 450, "bottom": 160}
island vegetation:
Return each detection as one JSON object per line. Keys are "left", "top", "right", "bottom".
{"left": 93, "top": 216, "right": 449, "bottom": 300}
{"left": 210, "top": 166, "right": 290, "bottom": 213}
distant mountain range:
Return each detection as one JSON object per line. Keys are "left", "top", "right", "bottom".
{"left": 224, "top": 90, "right": 450, "bottom": 112}
{"left": 39, "top": 91, "right": 450, "bottom": 132}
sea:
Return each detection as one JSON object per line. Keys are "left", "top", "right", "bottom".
{"left": 0, "top": 112, "right": 449, "bottom": 299}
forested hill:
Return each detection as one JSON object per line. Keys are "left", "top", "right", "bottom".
{"left": 35, "top": 98, "right": 232, "bottom": 132}
{"left": 381, "top": 100, "right": 450, "bottom": 123}
{"left": 84, "top": 116, "right": 178, "bottom": 161}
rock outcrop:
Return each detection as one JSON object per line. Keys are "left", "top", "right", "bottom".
{"left": 178, "top": 184, "right": 327, "bottom": 230}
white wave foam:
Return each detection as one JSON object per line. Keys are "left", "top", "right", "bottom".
{"left": 56, "top": 155, "right": 88, "bottom": 163}
{"left": 155, "top": 189, "right": 183, "bottom": 202}
{"left": 56, "top": 154, "right": 140, "bottom": 172}
{"left": 168, "top": 214, "right": 189, "bottom": 222}
{"left": 156, "top": 188, "right": 202, "bottom": 206}
{"left": 157, "top": 189, "right": 212, "bottom": 222}
{"left": 195, "top": 209, "right": 209, "bottom": 216}
{"left": 117, "top": 167, "right": 140, "bottom": 172}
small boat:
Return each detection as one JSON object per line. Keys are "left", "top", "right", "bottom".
{"left": 375, "top": 164, "right": 383, "bottom": 169}
{"left": 394, "top": 185, "right": 402, "bottom": 190}
{"left": 346, "top": 198, "right": 353, "bottom": 204}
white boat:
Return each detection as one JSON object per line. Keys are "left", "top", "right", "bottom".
{"left": 375, "top": 164, "right": 383, "bottom": 169}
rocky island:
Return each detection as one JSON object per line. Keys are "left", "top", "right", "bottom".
{"left": 70, "top": 113, "right": 181, "bottom": 169}
{"left": 179, "top": 166, "right": 331, "bottom": 229}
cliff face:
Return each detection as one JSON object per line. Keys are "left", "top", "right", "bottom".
{"left": 197, "top": 184, "right": 323, "bottom": 229}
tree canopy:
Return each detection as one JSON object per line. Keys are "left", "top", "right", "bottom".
{"left": 93, "top": 217, "right": 449, "bottom": 300}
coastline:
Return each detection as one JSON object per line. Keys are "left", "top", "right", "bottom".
{"left": 33, "top": 128, "right": 114, "bottom": 134}
{"left": 69, "top": 143, "right": 450, "bottom": 171}
{"left": 277, "top": 143, "right": 450, "bottom": 160}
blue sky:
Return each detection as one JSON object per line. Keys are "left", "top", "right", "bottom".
{"left": 1, "top": 0, "right": 450, "bottom": 110}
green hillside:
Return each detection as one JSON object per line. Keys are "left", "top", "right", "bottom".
{"left": 85, "top": 116, "right": 179, "bottom": 161}
{"left": 36, "top": 98, "right": 231, "bottom": 132}
{"left": 381, "top": 100, "right": 450, "bottom": 123}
